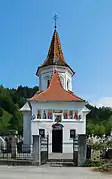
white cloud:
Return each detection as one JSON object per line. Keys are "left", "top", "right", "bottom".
{"left": 80, "top": 93, "right": 112, "bottom": 108}
{"left": 94, "top": 97, "right": 112, "bottom": 108}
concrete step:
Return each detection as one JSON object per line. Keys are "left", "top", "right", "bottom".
{"left": 49, "top": 153, "right": 73, "bottom": 160}
{"left": 49, "top": 161, "right": 75, "bottom": 167}
{"left": 48, "top": 158, "right": 73, "bottom": 162}
{"left": 48, "top": 153, "right": 75, "bottom": 167}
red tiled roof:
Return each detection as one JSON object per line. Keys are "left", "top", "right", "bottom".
{"left": 30, "top": 71, "right": 84, "bottom": 102}
{"left": 36, "top": 30, "right": 75, "bottom": 76}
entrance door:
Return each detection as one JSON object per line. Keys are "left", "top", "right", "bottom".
{"left": 52, "top": 129, "right": 63, "bottom": 153}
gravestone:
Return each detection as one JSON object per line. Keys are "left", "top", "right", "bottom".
{"left": 91, "top": 149, "right": 100, "bottom": 161}
{"left": 11, "top": 135, "right": 18, "bottom": 158}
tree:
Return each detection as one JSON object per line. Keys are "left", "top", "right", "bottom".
{"left": 87, "top": 123, "right": 96, "bottom": 135}
{"left": 0, "top": 110, "right": 12, "bottom": 132}
{"left": 95, "top": 124, "right": 106, "bottom": 136}
{"left": 0, "top": 85, "right": 39, "bottom": 135}
{"left": 86, "top": 103, "right": 112, "bottom": 136}
{"left": 0, "top": 108, "right": 3, "bottom": 117}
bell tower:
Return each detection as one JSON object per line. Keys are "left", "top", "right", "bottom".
{"left": 36, "top": 21, "right": 75, "bottom": 91}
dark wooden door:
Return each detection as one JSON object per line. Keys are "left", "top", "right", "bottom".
{"left": 52, "top": 129, "right": 62, "bottom": 153}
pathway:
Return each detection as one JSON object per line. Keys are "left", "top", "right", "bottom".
{"left": 0, "top": 165, "right": 111, "bottom": 179}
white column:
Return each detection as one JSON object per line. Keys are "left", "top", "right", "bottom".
{"left": 22, "top": 111, "right": 32, "bottom": 147}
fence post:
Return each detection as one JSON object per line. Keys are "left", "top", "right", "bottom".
{"left": 32, "top": 135, "right": 40, "bottom": 166}
{"left": 73, "top": 135, "right": 78, "bottom": 166}
{"left": 78, "top": 134, "right": 87, "bottom": 166}
{"left": 47, "top": 135, "right": 49, "bottom": 160}
{"left": 38, "top": 135, "right": 41, "bottom": 166}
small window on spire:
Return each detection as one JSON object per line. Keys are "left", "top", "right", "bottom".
{"left": 53, "top": 57, "right": 59, "bottom": 64}
{"left": 67, "top": 79, "right": 70, "bottom": 90}
{"left": 47, "top": 80, "right": 50, "bottom": 88}
{"left": 67, "top": 80, "right": 69, "bottom": 89}
{"left": 60, "top": 76, "right": 64, "bottom": 88}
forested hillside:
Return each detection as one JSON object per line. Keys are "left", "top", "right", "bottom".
{"left": 86, "top": 104, "right": 112, "bottom": 136}
{"left": 0, "top": 85, "right": 112, "bottom": 136}
{"left": 0, "top": 85, "right": 39, "bottom": 134}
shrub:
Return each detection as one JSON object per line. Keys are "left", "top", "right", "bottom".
{"left": 83, "top": 160, "right": 104, "bottom": 167}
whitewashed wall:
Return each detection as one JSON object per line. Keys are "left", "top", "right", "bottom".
{"left": 31, "top": 120, "right": 86, "bottom": 153}
{"left": 30, "top": 101, "right": 86, "bottom": 153}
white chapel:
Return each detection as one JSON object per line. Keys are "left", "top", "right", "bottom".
{"left": 20, "top": 25, "right": 90, "bottom": 154}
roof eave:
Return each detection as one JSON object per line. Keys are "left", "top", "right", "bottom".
{"left": 36, "top": 64, "right": 75, "bottom": 77}
{"left": 36, "top": 67, "right": 40, "bottom": 76}
{"left": 28, "top": 99, "right": 85, "bottom": 102}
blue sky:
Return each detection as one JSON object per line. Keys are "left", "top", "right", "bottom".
{"left": 0, "top": 0, "right": 112, "bottom": 104}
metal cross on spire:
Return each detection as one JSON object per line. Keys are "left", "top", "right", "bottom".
{"left": 53, "top": 14, "right": 59, "bottom": 30}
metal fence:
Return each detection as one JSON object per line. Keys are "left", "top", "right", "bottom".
{"left": 0, "top": 135, "right": 49, "bottom": 166}
{"left": 0, "top": 145, "right": 33, "bottom": 160}
{"left": 0, "top": 144, "right": 33, "bottom": 166}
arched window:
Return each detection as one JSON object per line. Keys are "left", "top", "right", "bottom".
{"left": 67, "top": 79, "right": 70, "bottom": 90}
{"left": 44, "top": 75, "right": 50, "bottom": 88}
{"left": 60, "top": 76, "right": 64, "bottom": 88}
{"left": 47, "top": 80, "right": 50, "bottom": 88}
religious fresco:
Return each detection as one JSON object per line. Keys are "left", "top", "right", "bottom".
{"left": 63, "top": 110, "right": 68, "bottom": 119}
{"left": 74, "top": 111, "right": 78, "bottom": 119}
{"left": 42, "top": 110, "right": 47, "bottom": 119}
{"left": 54, "top": 115, "right": 62, "bottom": 122}
{"left": 48, "top": 110, "right": 52, "bottom": 119}
{"left": 37, "top": 110, "right": 41, "bottom": 119}
{"left": 36, "top": 109, "right": 81, "bottom": 120}
{"left": 69, "top": 110, "right": 73, "bottom": 119}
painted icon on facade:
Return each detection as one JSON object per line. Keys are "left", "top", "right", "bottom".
{"left": 37, "top": 110, "right": 41, "bottom": 119}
